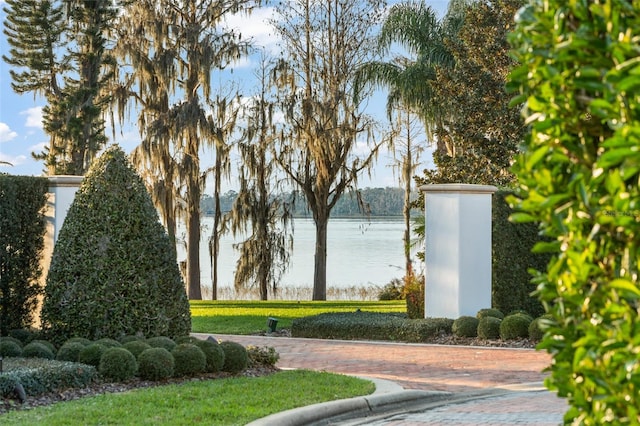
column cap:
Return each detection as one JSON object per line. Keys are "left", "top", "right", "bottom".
{"left": 419, "top": 183, "right": 498, "bottom": 194}
{"left": 47, "top": 175, "right": 83, "bottom": 188}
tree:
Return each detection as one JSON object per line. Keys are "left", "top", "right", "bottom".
{"left": 230, "top": 53, "right": 293, "bottom": 300}
{"left": 272, "top": 0, "right": 386, "bottom": 300}
{"left": 509, "top": 1, "right": 640, "bottom": 423}
{"left": 420, "top": 0, "right": 524, "bottom": 187}
{"left": 114, "top": 0, "right": 261, "bottom": 299}
{"left": 41, "top": 145, "right": 191, "bottom": 344}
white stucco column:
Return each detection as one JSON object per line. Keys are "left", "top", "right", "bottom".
{"left": 419, "top": 183, "right": 498, "bottom": 319}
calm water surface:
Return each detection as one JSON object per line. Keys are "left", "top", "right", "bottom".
{"left": 176, "top": 217, "right": 412, "bottom": 292}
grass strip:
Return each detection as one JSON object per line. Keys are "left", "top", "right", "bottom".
{"left": 190, "top": 300, "right": 406, "bottom": 334}
{"left": 0, "top": 370, "right": 375, "bottom": 425}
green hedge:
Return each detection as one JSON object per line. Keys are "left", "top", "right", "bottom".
{"left": 0, "top": 175, "right": 48, "bottom": 334}
{"left": 0, "top": 358, "right": 96, "bottom": 397}
{"left": 291, "top": 311, "right": 453, "bottom": 343}
{"left": 492, "top": 190, "right": 548, "bottom": 317}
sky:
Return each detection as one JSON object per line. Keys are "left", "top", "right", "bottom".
{"left": 0, "top": 1, "right": 448, "bottom": 189}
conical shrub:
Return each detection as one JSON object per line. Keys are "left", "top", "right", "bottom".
{"left": 41, "top": 145, "right": 191, "bottom": 344}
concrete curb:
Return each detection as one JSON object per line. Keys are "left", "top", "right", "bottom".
{"left": 246, "top": 386, "right": 451, "bottom": 426}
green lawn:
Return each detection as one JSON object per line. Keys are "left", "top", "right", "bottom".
{"left": 190, "top": 300, "right": 406, "bottom": 334}
{"left": 0, "top": 370, "right": 374, "bottom": 425}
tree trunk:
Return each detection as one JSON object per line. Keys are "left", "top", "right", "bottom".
{"left": 187, "top": 209, "right": 202, "bottom": 300}
{"left": 313, "top": 215, "right": 329, "bottom": 300}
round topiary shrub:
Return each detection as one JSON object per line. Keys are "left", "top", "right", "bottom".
{"left": 65, "top": 337, "right": 92, "bottom": 347}
{"left": 171, "top": 344, "right": 206, "bottom": 377}
{"left": 119, "top": 335, "right": 144, "bottom": 344}
{"left": 99, "top": 347, "right": 138, "bottom": 381}
{"left": 124, "top": 340, "right": 152, "bottom": 358}
{"left": 500, "top": 314, "right": 533, "bottom": 340}
{"left": 0, "top": 340, "right": 23, "bottom": 357}
{"left": 138, "top": 348, "right": 175, "bottom": 381}
{"left": 31, "top": 339, "right": 56, "bottom": 353}
{"left": 193, "top": 339, "right": 225, "bottom": 373}
{"left": 56, "top": 342, "right": 86, "bottom": 362}
{"left": 477, "top": 316, "right": 502, "bottom": 340}
{"left": 9, "top": 328, "right": 36, "bottom": 345}
{"left": 146, "top": 336, "right": 177, "bottom": 352}
{"left": 529, "top": 314, "right": 553, "bottom": 342}
{"left": 175, "top": 335, "right": 199, "bottom": 345}
{"left": 78, "top": 343, "right": 107, "bottom": 367}
{"left": 22, "top": 342, "right": 55, "bottom": 359}
{"left": 452, "top": 316, "right": 479, "bottom": 338}
{"left": 219, "top": 341, "right": 248, "bottom": 374}
{"left": 40, "top": 145, "right": 191, "bottom": 343}
{"left": 476, "top": 308, "right": 504, "bottom": 320}
{"left": 93, "top": 338, "right": 122, "bottom": 348}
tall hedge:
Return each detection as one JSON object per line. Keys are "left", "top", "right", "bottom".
{"left": 0, "top": 175, "right": 48, "bottom": 333}
{"left": 492, "top": 190, "right": 547, "bottom": 317}
{"left": 41, "top": 146, "right": 191, "bottom": 343}
{"left": 509, "top": 1, "right": 640, "bottom": 423}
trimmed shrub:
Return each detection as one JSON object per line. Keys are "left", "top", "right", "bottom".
{"left": 31, "top": 339, "right": 56, "bottom": 353}
{"left": 0, "top": 176, "right": 48, "bottom": 334}
{"left": 476, "top": 308, "right": 504, "bottom": 320}
{"left": 193, "top": 339, "right": 225, "bottom": 373}
{"left": 56, "top": 342, "right": 86, "bottom": 362}
{"left": 219, "top": 341, "right": 248, "bottom": 374}
{"left": 40, "top": 145, "right": 191, "bottom": 343}
{"left": 119, "top": 335, "right": 144, "bottom": 344}
{"left": 477, "top": 316, "right": 501, "bottom": 340}
{"left": 99, "top": 347, "right": 138, "bottom": 381}
{"left": 175, "top": 336, "right": 200, "bottom": 345}
{"left": 146, "top": 336, "right": 177, "bottom": 352}
{"left": 124, "top": 340, "right": 152, "bottom": 359}
{"left": 247, "top": 346, "right": 279, "bottom": 368}
{"left": 452, "top": 316, "right": 479, "bottom": 338}
{"left": 499, "top": 314, "right": 532, "bottom": 340}
{"left": 171, "top": 344, "right": 206, "bottom": 377}
{"left": 0, "top": 340, "right": 23, "bottom": 357}
{"left": 0, "top": 336, "right": 24, "bottom": 348}
{"left": 22, "top": 342, "right": 55, "bottom": 360}
{"left": 93, "top": 338, "right": 122, "bottom": 348}
{"left": 9, "top": 329, "right": 36, "bottom": 345}
{"left": 78, "top": 343, "right": 107, "bottom": 368}
{"left": 528, "top": 315, "right": 554, "bottom": 342}
{"left": 65, "top": 337, "right": 92, "bottom": 347}
{"left": 138, "top": 348, "right": 174, "bottom": 381}
{"left": 404, "top": 274, "right": 425, "bottom": 319}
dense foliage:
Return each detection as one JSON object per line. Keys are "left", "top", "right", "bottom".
{"left": 492, "top": 190, "right": 547, "bottom": 317}
{"left": 41, "top": 146, "right": 191, "bottom": 344}
{"left": 508, "top": 1, "right": 640, "bottom": 423}
{"left": 0, "top": 175, "right": 48, "bottom": 334}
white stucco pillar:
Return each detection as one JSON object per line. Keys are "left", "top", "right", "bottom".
{"left": 419, "top": 183, "right": 498, "bottom": 319}
{"left": 41, "top": 175, "right": 83, "bottom": 283}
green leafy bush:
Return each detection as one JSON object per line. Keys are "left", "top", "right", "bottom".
{"left": 78, "top": 343, "right": 107, "bottom": 368}
{"left": 219, "top": 341, "right": 248, "bottom": 374}
{"left": 0, "top": 336, "right": 24, "bottom": 348}
{"left": 123, "top": 340, "right": 152, "bottom": 358}
{"left": 118, "top": 335, "right": 144, "bottom": 344}
{"left": 0, "top": 176, "right": 48, "bottom": 334}
{"left": 477, "top": 316, "right": 501, "bottom": 340}
{"left": 22, "top": 342, "right": 55, "bottom": 360}
{"left": 9, "top": 328, "right": 36, "bottom": 345}
{"left": 171, "top": 344, "right": 206, "bottom": 377}
{"left": 291, "top": 311, "right": 452, "bottom": 343}
{"left": 137, "top": 348, "right": 175, "bottom": 381}
{"left": 40, "top": 145, "right": 191, "bottom": 344}
{"left": 452, "top": 316, "right": 479, "bottom": 338}
{"left": 56, "top": 342, "right": 85, "bottom": 362}
{"left": 476, "top": 308, "right": 504, "bottom": 320}
{"left": 528, "top": 315, "right": 554, "bottom": 342}
{"left": 65, "top": 337, "right": 92, "bottom": 347}
{"left": 31, "top": 339, "right": 56, "bottom": 353}
{"left": 146, "top": 336, "right": 177, "bottom": 352}
{"left": 0, "top": 340, "right": 23, "bottom": 357}
{"left": 247, "top": 346, "right": 279, "bottom": 368}
{"left": 509, "top": 2, "right": 640, "bottom": 422}
{"left": 99, "top": 347, "right": 138, "bottom": 381}
{"left": 174, "top": 336, "right": 199, "bottom": 345}
{"left": 0, "top": 358, "right": 96, "bottom": 397}
{"left": 499, "top": 314, "right": 532, "bottom": 340}
{"left": 377, "top": 278, "right": 404, "bottom": 301}
{"left": 193, "top": 339, "right": 225, "bottom": 373}
{"left": 93, "top": 338, "right": 122, "bottom": 348}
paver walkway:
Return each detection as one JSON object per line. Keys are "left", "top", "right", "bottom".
{"left": 193, "top": 333, "right": 568, "bottom": 425}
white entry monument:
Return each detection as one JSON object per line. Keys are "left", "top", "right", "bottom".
{"left": 420, "top": 183, "right": 498, "bottom": 318}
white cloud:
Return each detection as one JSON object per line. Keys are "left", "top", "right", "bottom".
{"left": 0, "top": 152, "right": 26, "bottom": 167}
{"left": 20, "top": 107, "right": 44, "bottom": 128}
{"left": 0, "top": 122, "right": 18, "bottom": 142}
{"left": 224, "top": 7, "right": 279, "bottom": 55}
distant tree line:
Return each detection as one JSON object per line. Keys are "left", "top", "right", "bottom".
{"left": 201, "top": 187, "right": 413, "bottom": 218}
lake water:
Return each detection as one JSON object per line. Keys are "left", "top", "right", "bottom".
{"left": 176, "top": 217, "right": 414, "bottom": 295}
